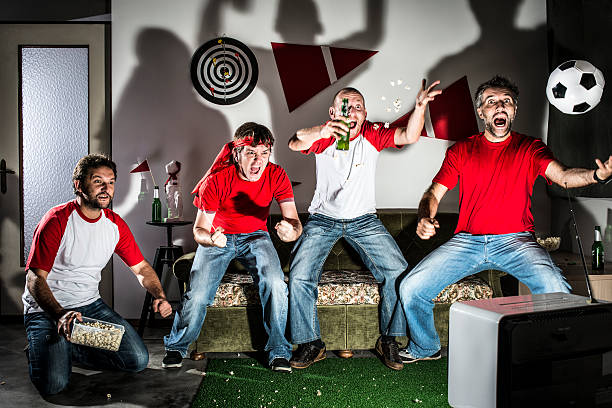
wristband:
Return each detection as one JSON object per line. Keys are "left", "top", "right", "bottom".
{"left": 594, "top": 169, "right": 611, "bottom": 185}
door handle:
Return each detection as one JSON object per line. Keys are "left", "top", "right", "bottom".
{"left": 0, "top": 159, "right": 16, "bottom": 194}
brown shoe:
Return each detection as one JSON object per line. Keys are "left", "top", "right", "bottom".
{"left": 290, "top": 342, "right": 326, "bottom": 369}
{"left": 375, "top": 336, "right": 404, "bottom": 371}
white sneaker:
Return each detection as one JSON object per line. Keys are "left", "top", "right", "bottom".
{"left": 399, "top": 348, "right": 441, "bottom": 364}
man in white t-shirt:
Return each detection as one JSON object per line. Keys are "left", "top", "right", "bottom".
{"left": 287, "top": 82, "right": 441, "bottom": 371}
{"left": 22, "top": 154, "right": 172, "bottom": 395}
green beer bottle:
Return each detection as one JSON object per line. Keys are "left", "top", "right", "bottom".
{"left": 336, "top": 97, "right": 350, "bottom": 150}
{"left": 152, "top": 186, "right": 162, "bottom": 222}
{"left": 592, "top": 225, "right": 605, "bottom": 272}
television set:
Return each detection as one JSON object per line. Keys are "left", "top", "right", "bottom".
{"left": 448, "top": 293, "right": 612, "bottom": 407}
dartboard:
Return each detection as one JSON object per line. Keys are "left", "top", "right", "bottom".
{"left": 190, "top": 37, "right": 259, "bottom": 105}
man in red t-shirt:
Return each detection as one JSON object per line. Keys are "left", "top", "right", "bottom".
{"left": 23, "top": 154, "right": 172, "bottom": 395}
{"left": 163, "top": 122, "right": 302, "bottom": 373}
{"left": 398, "top": 76, "right": 612, "bottom": 363}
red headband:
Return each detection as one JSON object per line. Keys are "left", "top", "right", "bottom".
{"left": 191, "top": 137, "right": 266, "bottom": 208}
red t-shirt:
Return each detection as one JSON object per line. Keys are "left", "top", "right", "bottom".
{"left": 23, "top": 200, "right": 144, "bottom": 313}
{"left": 195, "top": 163, "right": 294, "bottom": 234}
{"left": 433, "top": 132, "right": 555, "bottom": 234}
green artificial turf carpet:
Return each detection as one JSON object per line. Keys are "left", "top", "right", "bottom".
{"left": 192, "top": 356, "right": 450, "bottom": 408}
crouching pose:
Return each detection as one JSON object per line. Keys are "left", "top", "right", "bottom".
{"left": 23, "top": 154, "right": 172, "bottom": 395}
{"left": 287, "top": 81, "right": 441, "bottom": 371}
{"left": 163, "top": 122, "right": 302, "bottom": 372}
{"left": 399, "top": 76, "right": 612, "bottom": 363}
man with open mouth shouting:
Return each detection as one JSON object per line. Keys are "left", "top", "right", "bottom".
{"left": 23, "top": 154, "right": 172, "bottom": 395}
{"left": 163, "top": 122, "right": 302, "bottom": 373}
{"left": 398, "top": 75, "right": 612, "bottom": 364}
{"left": 287, "top": 80, "right": 441, "bottom": 371}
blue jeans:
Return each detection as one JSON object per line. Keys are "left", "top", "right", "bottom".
{"left": 24, "top": 298, "right": 148, "bottom": 395}
{"left": 164, "top": 231, "right": 291, "bottom": 364}
{"left": 289, "top": 213, "right": 408, "bottom": 343}
{"left": 399, "top": 232, "right": 571, "bottom": 358}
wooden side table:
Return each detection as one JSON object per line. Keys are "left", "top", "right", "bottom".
{"left": 138, "top": 220, "right": 192, "bottom": 336}
{"left": 518, "top": 251, "right": 612, "bottom": 301}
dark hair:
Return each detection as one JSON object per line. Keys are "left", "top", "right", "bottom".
{"left": 332, "top": 87, "right": 365, "bottom": 107}
{"left": 232, "top": 122, "right": 275, "bottom": 156}
{"left": 474, "top": 75, "right": 519, "bottom": 108}
{"left": 72, "top": 154, "right": 117, "bottom": 194}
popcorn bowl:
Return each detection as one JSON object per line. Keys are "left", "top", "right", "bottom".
{"left": 536, "top": 235, "right": 561, "bottom": 252}
{"left": 70, "top": 317, "right": 125, "bottom": 351}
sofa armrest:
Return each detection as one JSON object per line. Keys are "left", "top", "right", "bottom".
{"left": 173, "top": 252, "right": 196, "bottom": 285}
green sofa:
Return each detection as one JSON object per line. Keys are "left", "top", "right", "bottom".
{"left": 172, "top": 209, "right": 504, "bottom": 356}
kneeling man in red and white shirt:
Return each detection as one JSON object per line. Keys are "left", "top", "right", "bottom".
{"left": 23, "top": 154, "right": 172, "bottom": 395}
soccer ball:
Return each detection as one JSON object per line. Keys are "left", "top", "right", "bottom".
{"left": 546, "top": 60, "right": 605, "bottom": 114}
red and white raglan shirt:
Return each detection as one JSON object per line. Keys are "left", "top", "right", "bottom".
{"left": 22, "top": 200, "right": 144, "bottom": 314}
{"left": 194, "top": 163, "right": 294, "bottom": 234}
{"left": 433, "top": 132, "right": 556, "bottom": 235}
{"left": 302, "top": 120, "right": 401, "bottom": 219}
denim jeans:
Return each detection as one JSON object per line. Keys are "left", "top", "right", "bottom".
{"left": 399, "top": 232, "right": 571, "bottom": 358}
{"left": 164, "top": 230, "right": 291, "bottom": 364}
{"left": 24, "top": 298, "right": 148, "bottom": 395}
{"left": 289, "top": 213, "right": 408, "bottom": 344}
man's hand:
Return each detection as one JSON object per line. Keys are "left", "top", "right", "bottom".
{"left": 321, "top": 120, "right": 350, "bottom": 141}
{"left": 152, "top": 298, "right": 173, "bottom": 318}
{"left": 415, "top": 79, "right": 442, "bottom": 110}
{"left": 417, "top": 217, "right": 440, "bottom": 240}
{"left": 57, "top": 310, "right": 82, "bottom": 340}
{"left": 275, "top": 219, "right": 298, "bottom": 242}
{"left": 209, "top": 226, "right": 227, "bottom": 247}
{"left": 595, "top": 155, "right": 612, "bottom": 181}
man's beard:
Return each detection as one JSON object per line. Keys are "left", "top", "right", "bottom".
{"left": 485, "top": 118, "right": 513, "bottom": 138}
{"left": 80, "top": 190, "right": 112, "bottom": 210}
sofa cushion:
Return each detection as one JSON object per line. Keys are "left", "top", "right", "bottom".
{"left": 208, "top": 270, "right": 492, "bottom": 307}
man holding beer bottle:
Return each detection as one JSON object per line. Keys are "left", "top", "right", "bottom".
{"left": 286, "top": 81, "right": 441, "bottom": 371}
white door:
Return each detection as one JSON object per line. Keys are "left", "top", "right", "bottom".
{"left": 0, "top": 24, "right": 110, "bottom": 316}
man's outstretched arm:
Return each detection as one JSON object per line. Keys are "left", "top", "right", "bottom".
{"left": 394, "top": 79, "right": 442, "bottom": 146}
{"left": 545, "top": 155, "right": 612, "bottom": 188}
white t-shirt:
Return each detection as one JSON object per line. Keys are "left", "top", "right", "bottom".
{"left": 22, "top": 200, "right": 144, "bottom": 314}
{"left": 302, "top": 121, "right": 401, "bottom": 219}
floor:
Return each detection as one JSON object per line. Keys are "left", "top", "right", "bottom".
{"left": 0, "top": 321, "right": 208, "bottom": 408}
{"left": 1, "top": 320, "right": 442, "bottom": 407}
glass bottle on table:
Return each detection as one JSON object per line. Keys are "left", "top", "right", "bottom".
{"left": 592, "top": 225, "right": 605, "bottom": 273}
{"left": 152, "top": 186, "right": 162, "bottom": 222}
{"left": 336, "top": 97, "right": 350, "bottom": 151}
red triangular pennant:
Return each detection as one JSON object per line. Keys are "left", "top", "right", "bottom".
{"left": 390, "top": 76, "right": 478, "bottom": 141}
{"left": 271, "top": 43, "right": 378, "bottom": 112}
{"left": 428, "top": 76, "right": 478, "bottom": 141}
{"left": 130, "top": 160, "right": 150, "bottom": 173}
{"left": 329, "top": 47, "right": 377, "bottom": 80}
{"left": 271, "top": 42, "right": 331, "bottom": 112}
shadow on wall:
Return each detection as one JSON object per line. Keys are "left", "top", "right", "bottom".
{"left": 427, "top": 0, "right": 548, "bottom": 139}
{"left": 198, "top": 0, "right": 387, "bottom": 211}
{"left": 112, "top": 27, "right": 231, "bottom": 253}
{"left": 111, "top": 28, "right": 231, "bottom": 310}
{"left": 425, "top": 0, "right": 551, "bottom": 233}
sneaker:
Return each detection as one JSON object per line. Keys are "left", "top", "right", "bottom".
{"left": 290, "top": 342, "right": 326, "bottom": 369}
{"left": 375, "top": 336, "right": 404, "bottom": 371}
{"left": 270, "top": 358, "right": 292, "bottom": 373}
{"left": 399, "top": 348, "right": 442, "bottom": 364}
{"left": 162, "top": 350, "right": 183, "bottom": 368}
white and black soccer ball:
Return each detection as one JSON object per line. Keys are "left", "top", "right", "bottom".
{"left": 546, "top": 60, "right": 605, "bottom": 114}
